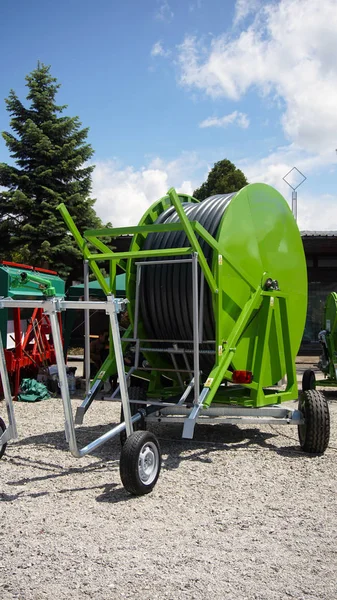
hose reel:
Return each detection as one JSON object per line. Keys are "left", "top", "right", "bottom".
{"left": 127, "top": 183, "right": 307, "bottom": 389}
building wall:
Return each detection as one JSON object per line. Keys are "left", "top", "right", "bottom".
{"left": 302, "top": 237, "right": 337, "bottom": 343}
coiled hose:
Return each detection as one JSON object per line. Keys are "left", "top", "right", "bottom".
{"left": 139, "top": 194, "right": 236, "bottom": 372}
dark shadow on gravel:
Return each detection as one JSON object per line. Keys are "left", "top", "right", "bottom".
{"left": 96, "top": 484, "right": 139, "bottom": 504}
{"left": 2, "top": 420, "right": 321, "bottom": 504}
{"left": 322, "top": 390, "right": 337, "bottom": 400}
{"left": 5, "top": 455, "right": 118, "bottom": 487}
{"left": 153, "top": 423, "right": 308, "bottom": 470}
{"left": 0, "top": 490, "right": 49, "bottom": 501}
{"left": 9, "top": 422, "right": 121, "bottom": 457}
{"left": 272, "top": 445, "right": 335, "bottom": 458}
{"left": 8, "top": 420, "right": 282, "bottom": 459}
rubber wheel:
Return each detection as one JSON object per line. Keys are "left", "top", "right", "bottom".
{"left": 120, "top": 430, "right": 161, "bottom": 495}
{"left": 0, "top": 416, "right": 7, "bottom": 459}
{"left": 298, "top": 390, "right": 330, "bottom": 453}
{"left": 120, "top": 386, "right": 147, "bottom": 446}
{"left": 302, "top": 369, "right": 316, "bottom": 391}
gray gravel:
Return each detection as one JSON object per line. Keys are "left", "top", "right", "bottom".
{"left": 1, "top": 392, "right": 336, "bottom": 600}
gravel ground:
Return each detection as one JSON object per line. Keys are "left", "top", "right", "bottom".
{"left": 1, "top": 383, "right": 336, "bottom": 599}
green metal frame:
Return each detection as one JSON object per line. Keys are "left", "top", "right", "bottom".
{"left": 315, "top": 292, "right": 337, "bottom": 387}
{"left": 58, "top": 186, "right": 299, "bottom": 408}
{"left": 0, "top": 263, "right": 65, "bottom": 348}
{"left": 11, "top": 272, "right": 56, "bottom": 297}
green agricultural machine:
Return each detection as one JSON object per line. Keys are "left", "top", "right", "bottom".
{"left": 302, "top": 292, "right": 337, "bottom": 391}
{"left": 0, "top": 183, "right": 330, "bottom": 493}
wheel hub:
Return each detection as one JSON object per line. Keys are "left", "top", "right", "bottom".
{"left": 138, "top": 442, "right": 158, "bottom": 485}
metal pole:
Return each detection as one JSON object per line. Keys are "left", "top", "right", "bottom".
{"left": 171, "top": 344, "right": 185, "bottom": 390}
{"left": 198, "top": 271, "right": 204, "bottom": 344}
{"left": 83, "top": 260, "right": 91, "bottom": 394}
{"left": 48, "top": 301, "right": 79, "bottom": 456}
{"left": 133, "top": 263, "right": 141, "bottom": 340}
{"left": 107, "top": 296, "right": 133, "bottom": 438}
{"left": 0, "top": 328, "right": 18, "bottom": 440}
{"left": 292, "top": 190, "right": 297, "bottom": 221}
{"left": 283, "top": 167, "right": 306, "bottom": 223}
{"left": 48, "top": 299, "right": 140, "bottom": 456}
{"left": 192, "top": 253, "right": 200, "bottom": 404}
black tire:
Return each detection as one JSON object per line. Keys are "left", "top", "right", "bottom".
{"left": 0, "top": 416, "right": 7, "bottom": 459}
{"left": 120, "top": 386, "right": 147, "bottom": 446}
{"left": 298, "top": 390, "right": 330, "bottom": 453}
{"left": 302, "top": 369, "right": 316, "bottom": 391}
{"left": 120, "top": 430, "right": 161, "bottom": 495}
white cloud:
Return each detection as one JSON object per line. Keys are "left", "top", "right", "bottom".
{"left": 200, "top": 111, "right": 249, "bottom": 129}
{"left": 151, "top": 41, "right": 170, "bottom": 58}
{"left": 91, "top": 147, "right": 337, "bottom": 231}
{"left": 91, "top": 154, "right": 200, "bottom": 226}
{"left": 233, "top": 0, "right": 262, "bottom": 26}
{"left": 239, "top": 143, "right": 336, "bottom": 190}
{"left": 155, "top": 1, "right": 174, "bottom": 23}
{"left": 298, "top": 193, "right": 337, "bottom": 231}
{"left": 178, "top": 0, "right": 337, "bottom": 153}
{"left": 236, "top": 143, "right": 337, "bottom": 229}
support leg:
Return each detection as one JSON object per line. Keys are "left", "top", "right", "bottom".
{"left": 106, "top": 296, "right": 133, "bottom": 438}
{"left": 48, "top": 303, "right": 79, "bottom": 456}
{"left": 0, "top": 327, "right": 18, "bottom": 444}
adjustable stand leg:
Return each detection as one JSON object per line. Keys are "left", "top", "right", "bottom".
{"left": 106, "top": 296, "right": 133, "bottom": 438}
{"left": 47, "top": 301, "right": 79, "bottom": 456}
{"left": 0, "top": 329, "right": 18, "bottom": 444}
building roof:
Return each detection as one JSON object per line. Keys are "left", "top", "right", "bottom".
{"left": 301, "top": 231, "right": 337, "bottom": 237}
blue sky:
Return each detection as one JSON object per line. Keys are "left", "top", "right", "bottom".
{"left": 1, "top": 0, "right": 337, "bottom": 229}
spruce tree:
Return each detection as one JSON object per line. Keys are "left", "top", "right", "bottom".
{"left": 0, "top": 62, "right": 101, "bottom": 281}
{"left": 193, "top": 158, "right": 248, "bottom": 200}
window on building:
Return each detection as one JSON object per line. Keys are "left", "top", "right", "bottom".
{"left": 303, "top": 280, "right": 337, "bottom": 343}
{"left": 317, "top": 257, "right": 337, "bottom": 267}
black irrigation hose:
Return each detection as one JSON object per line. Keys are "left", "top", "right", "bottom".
{"left": 139, "top": 194, "right": 236, "bottom": 372}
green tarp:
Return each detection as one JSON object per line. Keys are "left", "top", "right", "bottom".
{"left": 67, "top": 274, "right": 125, "bottom": 299}
{"left": 18, "top": 379, "right": 50, "bottom": 402}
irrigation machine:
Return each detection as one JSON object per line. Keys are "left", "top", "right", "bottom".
{"left": 0, "top": 184, "right": 330, "bottom": 494}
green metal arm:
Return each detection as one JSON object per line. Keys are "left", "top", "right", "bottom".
{"left": 84, "top": 222, "right": 196, "bottom": 238}
{"left": 11, "top": 272, "right": 56, "bottom": 297}
{"left": 203, "top": 285, "right": 264, "bottom": 407}
{"left": 59, "top": 190, "right": 229, "bottom": 297}
{"left": 167, "top": 188, "right": 218, "bottom": 294}
{"left": 86, "top": 247, "right": 193, "bottom": 261}
{"left": 57, "top": 203, "right": 110, "bottom": 295}
{"left": 203, "top": 287, "right": 298, "bottom": 408}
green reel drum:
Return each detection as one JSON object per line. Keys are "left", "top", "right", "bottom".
{"left": 126, "top": 183, "right": 307, "bottom": 389}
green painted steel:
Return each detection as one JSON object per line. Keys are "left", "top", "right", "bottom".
{"left": 212, "top": 183, "right": 307, "bottom": 388}
{"left": 11, "top": 272, "right": 56, "bottom": 297}
{"left": 0, "top": 264, "right": 64, "bottom": 298}
{"left": 320, "top": 292, "right": 337, "bottom": 384}
{"left": 0, "top": 263, "right": 65, "bottom": 346}
{"left": 126, "top": 184, "right": 306, "bottom": 394}
{"left": 125, "top": 192, "right": 198, "bottom": 386}
{"left": 324, "top": 293, "right": 337, "bottom": 349}
{"left": 58, "top": 183, "right": 307, "bottom": 408}
{"left": 58, "top": 203, "right": 111, "bottom": 295}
